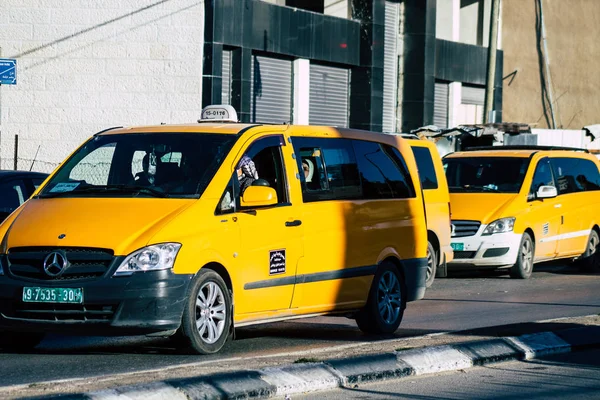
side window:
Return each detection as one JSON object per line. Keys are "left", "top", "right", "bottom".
{"left": 353, "top": 140, "right": 414, "bottom": 199}
{"left": 69, "top": 143, "right": 116, "bottom": 185}
{"left": 529, "top": 158, "right": 555, "bottom": 198}
{"left": 411, "top": 146, "right": 439, "bottom": 190}
{"left": 292, "top": 137, "right": 361, "bottom": 202}
{"left": 387, "top": 146, "right": 417, "bottom": 198}
{"left": 216, "top": 177, "right": 236, "bottom": 214}
{"left": 572, "top": 158, "right": 600, "bottom": 192}
{"left": 225, "top": 135, "right": 289, "bottom": 210}
{"left": 550, "top": 157, "right": 600, "bottom": 194}
{"left": 0, "top": 180, "right": 27, "bottom": 217}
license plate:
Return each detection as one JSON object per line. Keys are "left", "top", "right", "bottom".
{"left": 22, "top": 287, "right": 83, "bottom": 304}
{"left": 451, "top": 243, "right": 464, "bottom": 251}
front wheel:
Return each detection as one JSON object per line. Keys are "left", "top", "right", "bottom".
{"left": 576, "top": 230, "right": 600, "bottom": 273}
{"left": 177, "top": 269, "right": 232, "bottom": 354}
{"left": 425, "top": 241, "right": 437, "bottom": 288}
{"left": 510, "top": 232, "right": 534, "bottom": 279}
{"left": 356, "top": 262, "right": 406, "bottom": 334}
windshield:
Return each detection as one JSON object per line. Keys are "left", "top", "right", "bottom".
{"left": 444, "top": 156, "right": 530, "bottom": 194}
{"left": 38, "top": 133, "right": 236, "bottom": 199}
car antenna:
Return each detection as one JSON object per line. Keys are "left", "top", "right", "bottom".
{"left": 29, "top": 145, "right": 41, "bottom": 171}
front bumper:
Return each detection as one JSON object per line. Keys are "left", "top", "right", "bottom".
{"left": 448, "top": 230, "right": 522, "bottom": 268}
{"left": 0, "top": 255, "right": 193, "bottom": 335}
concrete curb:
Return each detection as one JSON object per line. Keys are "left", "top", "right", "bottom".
{"left": 43, "top": 325, "right": 600, "bottom": 400}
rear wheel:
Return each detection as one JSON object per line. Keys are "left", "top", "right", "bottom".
{"left": 425, "top": 241, "right": 437, "bottom": 287}
{"left": 576, "top": 230, "right": 600, "bottom": 273}
{"left": 0, "top": 332, "right": 44, "bottom": 352}
{"left": 176, "top": 269, "right": 232, "bottom": 354}
{"left": 510, "top": 232, "right": 534, "bottom": 279}
{"left": 356, "top": 262, "right": 406, "bottom": 334}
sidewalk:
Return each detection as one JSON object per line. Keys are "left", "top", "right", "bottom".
{"left": 6, "top": 314, "right": 600, "bottom": 399}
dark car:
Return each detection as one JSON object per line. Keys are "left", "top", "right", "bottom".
{"left": 0, "top": 170, "right": 49, "bottom": 223}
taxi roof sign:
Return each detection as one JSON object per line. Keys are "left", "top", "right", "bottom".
{"left": 199, "top": 105, "right": 238, "bottom": 123}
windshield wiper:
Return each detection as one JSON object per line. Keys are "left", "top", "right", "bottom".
{"left": 38, "top": 184, "right": 169, "bottom": 198}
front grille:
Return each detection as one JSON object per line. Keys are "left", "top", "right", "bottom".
{"left": 7, "top": 247, "right": 114, "bottom": 281}
{"left": 454, "top": 251, "right": 477, "bottom": 259}
{"left": 6, "top": 302, "right": 115, "bottom": 322}
{"left": 451, "top": 220, "right": 481, "bottom": 238}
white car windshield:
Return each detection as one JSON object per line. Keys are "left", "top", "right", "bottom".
{"left": 444, "top": 156, "right": 531, "bottom": 194}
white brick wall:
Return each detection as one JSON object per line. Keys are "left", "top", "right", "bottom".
{"left": 0, "top": 0, "right": 205, "bottom": 172}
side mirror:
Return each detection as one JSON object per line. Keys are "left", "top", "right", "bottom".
{"left": 536, "top": 185, "right": 558, "bottom": 199}
{"left": 241, "top": 186, "right": 278, "bottom": 208}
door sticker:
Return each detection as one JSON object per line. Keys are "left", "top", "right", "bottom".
{"left": 269, "top": 250, "right": 286, "bottom": 275}
{"left": 543, "top": 223, "right": 549, "bottom": 236}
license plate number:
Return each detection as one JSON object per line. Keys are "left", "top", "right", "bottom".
{"left": 451, "top": 243, "right": 464, "bottom": 251}
{"left": 22, "top": 287, "right": 83, "bottom": 304}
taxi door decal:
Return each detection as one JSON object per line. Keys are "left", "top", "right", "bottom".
{"left": 269, "top": 249, "right": 286, "bottom": 275}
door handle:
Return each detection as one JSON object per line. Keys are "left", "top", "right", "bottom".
{"left": 285, "top": 220, "right": 302, "bottom": 227}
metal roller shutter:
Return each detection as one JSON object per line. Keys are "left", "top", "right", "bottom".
{"left": 434, "top": 82, "right": 449, "bottom": 129}
{"left": 462, "top": 85, "right": 485, "bottom": 105}
{"left": 383, "top": 1, "right": 399, "bottom": 133}
{"left": 250, "top": 55, "right": 293, "bottom": 124}
{"left": 309, "top": 64, "right": 349, "bottom": 127}
{"left": 222, "top": 50, "right": 231, "bottom": 105}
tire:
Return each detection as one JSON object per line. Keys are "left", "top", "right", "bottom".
{"left": 425, "top": 241, "right": 437, "bottom": 288}
{"left": 356, "top": 262, "right": 406, "bottom": 334}
{"left": 576, "top": 230, "right": 600, "bottom": 273}
{"left": 0, "top": 332, "right": 44, "bottom": 352}
{"left": 176, "top": 269, "right": 232, "bottom": 354}
{"left": 510, "top": 232, "right": 534, "bottom": 279}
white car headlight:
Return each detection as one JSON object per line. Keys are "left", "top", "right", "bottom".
{"left": 114, "top": 243, "right": 181, "bottom": 276}
{"left": 483, "top": 218, "right": 515, "bottom": 236}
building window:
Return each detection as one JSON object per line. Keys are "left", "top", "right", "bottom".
{"left": 460, "top": 0, "right": 488, "bottom": 46}
{"left": 286, "top": 0, "right": 324, "bottom": 13}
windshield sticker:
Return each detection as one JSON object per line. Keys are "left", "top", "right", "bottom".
{"left": 49, "top": 182, "right": 81, "bottom": 193}
{"left": 269, "top": 249, "right": 286, "bottom": 275}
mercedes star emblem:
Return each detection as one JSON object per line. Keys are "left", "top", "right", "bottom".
{"left": 43, "top": 251, "right": 68, "bottom": 277}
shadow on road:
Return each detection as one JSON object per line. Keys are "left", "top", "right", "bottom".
{"left": 445, "top": 261, "right": 600, "bottom": 279}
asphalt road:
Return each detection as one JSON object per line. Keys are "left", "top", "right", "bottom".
{"left": 298, "top": 348, "right": 600, "bottom": 399}
{"left": 1, "top": 263, "right": 599, "bottom": 387}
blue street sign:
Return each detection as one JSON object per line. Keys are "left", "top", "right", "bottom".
{"left": 0, "top": 59, "right": 17, "bottom": 85}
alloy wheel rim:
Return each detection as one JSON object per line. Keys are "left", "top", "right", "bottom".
{"left": 195, "top": 282, "right": 226, "bottom": 344}
{"left": 377, "top": 271, "right": 401, "bottom": 324}
{"left": 589, "top": 234, "right": 598, "bottom": 255}
{"left": 426, "top": 248, "right": 434, "bottom": 281}
{"left": 522, "top": 239, "right": 533, "bottom": 272}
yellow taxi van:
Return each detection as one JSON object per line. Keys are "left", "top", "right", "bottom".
{"left": 403, "top": 135, "right": 453, "bottom": 287}
{"left": 0, "top": 105, "right": 428, "bottom": 354}
{"left": 444, "top": 145, "right": 600, "bottom": 279}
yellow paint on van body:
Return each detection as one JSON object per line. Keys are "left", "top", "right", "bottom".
{"left": 446, "top": 149, "right": 600, "bottom": 269}
{"left": 0, "top": 122, "right": 427, "bottom": 340}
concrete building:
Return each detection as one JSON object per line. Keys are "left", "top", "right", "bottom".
{"left": 502, "top": 0, "right": 600, "bottom": 130}
{"left": 0, "top": 0, "right": 502, "bottom": 172}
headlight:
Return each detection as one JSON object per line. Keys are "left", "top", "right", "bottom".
{"left": 0, "top": 257, "right": 4, "bottom": 276}
{"left": 114, "top": 243, "right": 181, "bottom": 276}
{"left": 483, "top": 218, "right": 515, "bottom": 235}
